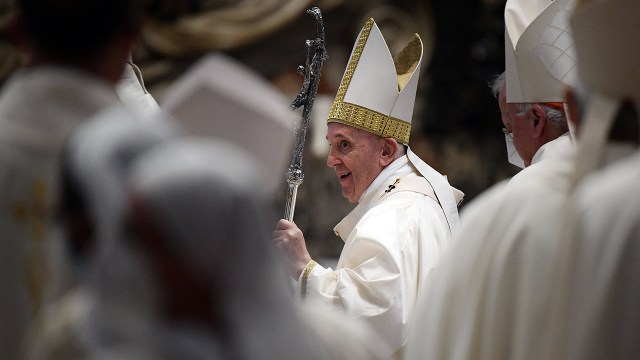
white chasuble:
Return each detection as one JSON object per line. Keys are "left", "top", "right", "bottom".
{"left": 555, "top": 152, "right": 640, "bottom": 360}
{"left": 296, "top": 154, "right": 454, "bottom": 358}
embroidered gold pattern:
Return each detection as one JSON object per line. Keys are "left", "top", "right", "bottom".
{"left": 11, "top": 179, "right": 51, "bottom": 314}
{"left": 331, "top": 18, "right": 374, "bottom": 106}
{"left": 301, "top": 260, "right": 318, "bottom": 300}
{"left": 330, "top": 102, "right": 411, "bottom": 144}
{"left": 384, "top": 178, "right": 402, "bottom": 194}
{"left": 11, "top": 179, "right": 48, "bottom": 241}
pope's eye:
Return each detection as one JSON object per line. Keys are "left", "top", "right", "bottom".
{"left": 339, "top": 140, "right": 351, "bottom": 152}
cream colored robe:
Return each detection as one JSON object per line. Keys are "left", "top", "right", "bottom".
{"left": 405, "top": 136, "right": 576, "bottom": 360}
{"left": 507, "top": 132, "right": 573, "bottom": 188}
{"left": 0, "top": 66, "right": 120, "bottom": 359}
{"left": 296, "top": 153, "right": 459, "bottom": 358}
{"left": 554, "top": 151, "right": 640, "bottom": 360}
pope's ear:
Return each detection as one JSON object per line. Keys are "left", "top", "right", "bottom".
{"left": 379, "top": 138, "right": 400, "bottom": 167}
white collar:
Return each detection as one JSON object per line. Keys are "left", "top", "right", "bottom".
{"left": 333, "top": 156, "right": 413, "bottom": 241}
{"left": 531, "top": 132, "right": 573, "bottom": 165}
{"left": 357, "top": 155, "right": 411, "bottom": 203}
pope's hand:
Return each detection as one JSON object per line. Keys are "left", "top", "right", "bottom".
{"left": 273, "top": 219, "right": 312, "bottom": 279}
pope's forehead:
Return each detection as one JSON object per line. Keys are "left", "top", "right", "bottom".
{"left": 326, "top": 122, "right": 365, "bottom": 139}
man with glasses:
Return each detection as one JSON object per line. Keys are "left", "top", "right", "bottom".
{"left": 491, "top": 71, "right": 574, "bottom": 184}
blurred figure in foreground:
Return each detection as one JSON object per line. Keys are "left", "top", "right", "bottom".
{"left": 86, "top": 139, "right": 379, "bottom": 359}
{"left": 25, "top": 107, "right": 177, "bottom": 359}
{"left": 160, "top": 52, "right": 296, "bottom": 200}
{"left": 59, "top": 109, "right": 175, "bottom": 280}
{"left": 0, "top": 0, "right": 142, "bottom": 357}
{"left": 551, "top": 0, "right": 640, "bottom": 358}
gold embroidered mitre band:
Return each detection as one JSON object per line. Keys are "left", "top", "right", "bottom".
{"left": 327, "top": 18, "right": 423, "bottom": 145}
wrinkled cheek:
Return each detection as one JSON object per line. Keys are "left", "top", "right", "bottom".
{"left": 341, "top": 188, "right": 351, "bottom": 201}
{"left": 512, "top": 133, "right": 523, "bottom": 152}
{"left": 341, "top": 182, "right": 352, "bottom": 198}
{"left": 340, "top": 180, "right": 354, "bottom": 201}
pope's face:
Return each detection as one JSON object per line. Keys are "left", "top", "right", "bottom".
{"left": 326, "top": 122, "right": 385, "bottom": 203}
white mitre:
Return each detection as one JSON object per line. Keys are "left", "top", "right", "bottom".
{"left": 570, "top": 0, "right": 640, "bottom": 179}
{"left": 505, "top": 0, "right": 578, "bottom": 103}
{"left": 327, "top": 18, "right": 423, "bottom": 145}
{"left": 161, "top": 53, "right": 296, "bottom": 197}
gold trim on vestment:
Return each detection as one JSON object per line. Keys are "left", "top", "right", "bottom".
{"left": 301, "top": 260, "right": 318, "bottom": 300}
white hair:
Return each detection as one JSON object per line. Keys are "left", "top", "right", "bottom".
{"left": 490, "top": 71, "right": 506, "bottom": 99}
{"left": 490, "top": 71, "right": 568, "bottom": 131}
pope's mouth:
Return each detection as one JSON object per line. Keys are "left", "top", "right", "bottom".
{"left": 339, "top": 172, "right": 351, "bottom": 181}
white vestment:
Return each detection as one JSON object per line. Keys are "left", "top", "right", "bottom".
{"left": 405, "top": 137, "right": 576, "bottom": 360}
{"left": 554, "top": 151, "right": 640, "bottom": 359}
{"left": 297, "top": 153, "right": 457, "bottom": 358}
{"left": 508, "top": 132, "right": 573, "bottom": 188}
{"left": 0, "top": 67, "right": 119, "bottom": 359}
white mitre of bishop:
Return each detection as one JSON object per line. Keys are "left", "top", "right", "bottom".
{"left": 505, "top": 0, "right": 578, "bottom": 104}
{"left": 161, "top": 53, "right": 296, "bottom": 198}
{"left": 327, "top": 18, "right": 422, "bottom": 145}
{"left": 570, "top": 0, "right": 640, "bottom": 180}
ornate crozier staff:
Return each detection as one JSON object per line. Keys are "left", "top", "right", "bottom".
{"left": 284, "top": 7, "right": 327, "bottom": 221}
